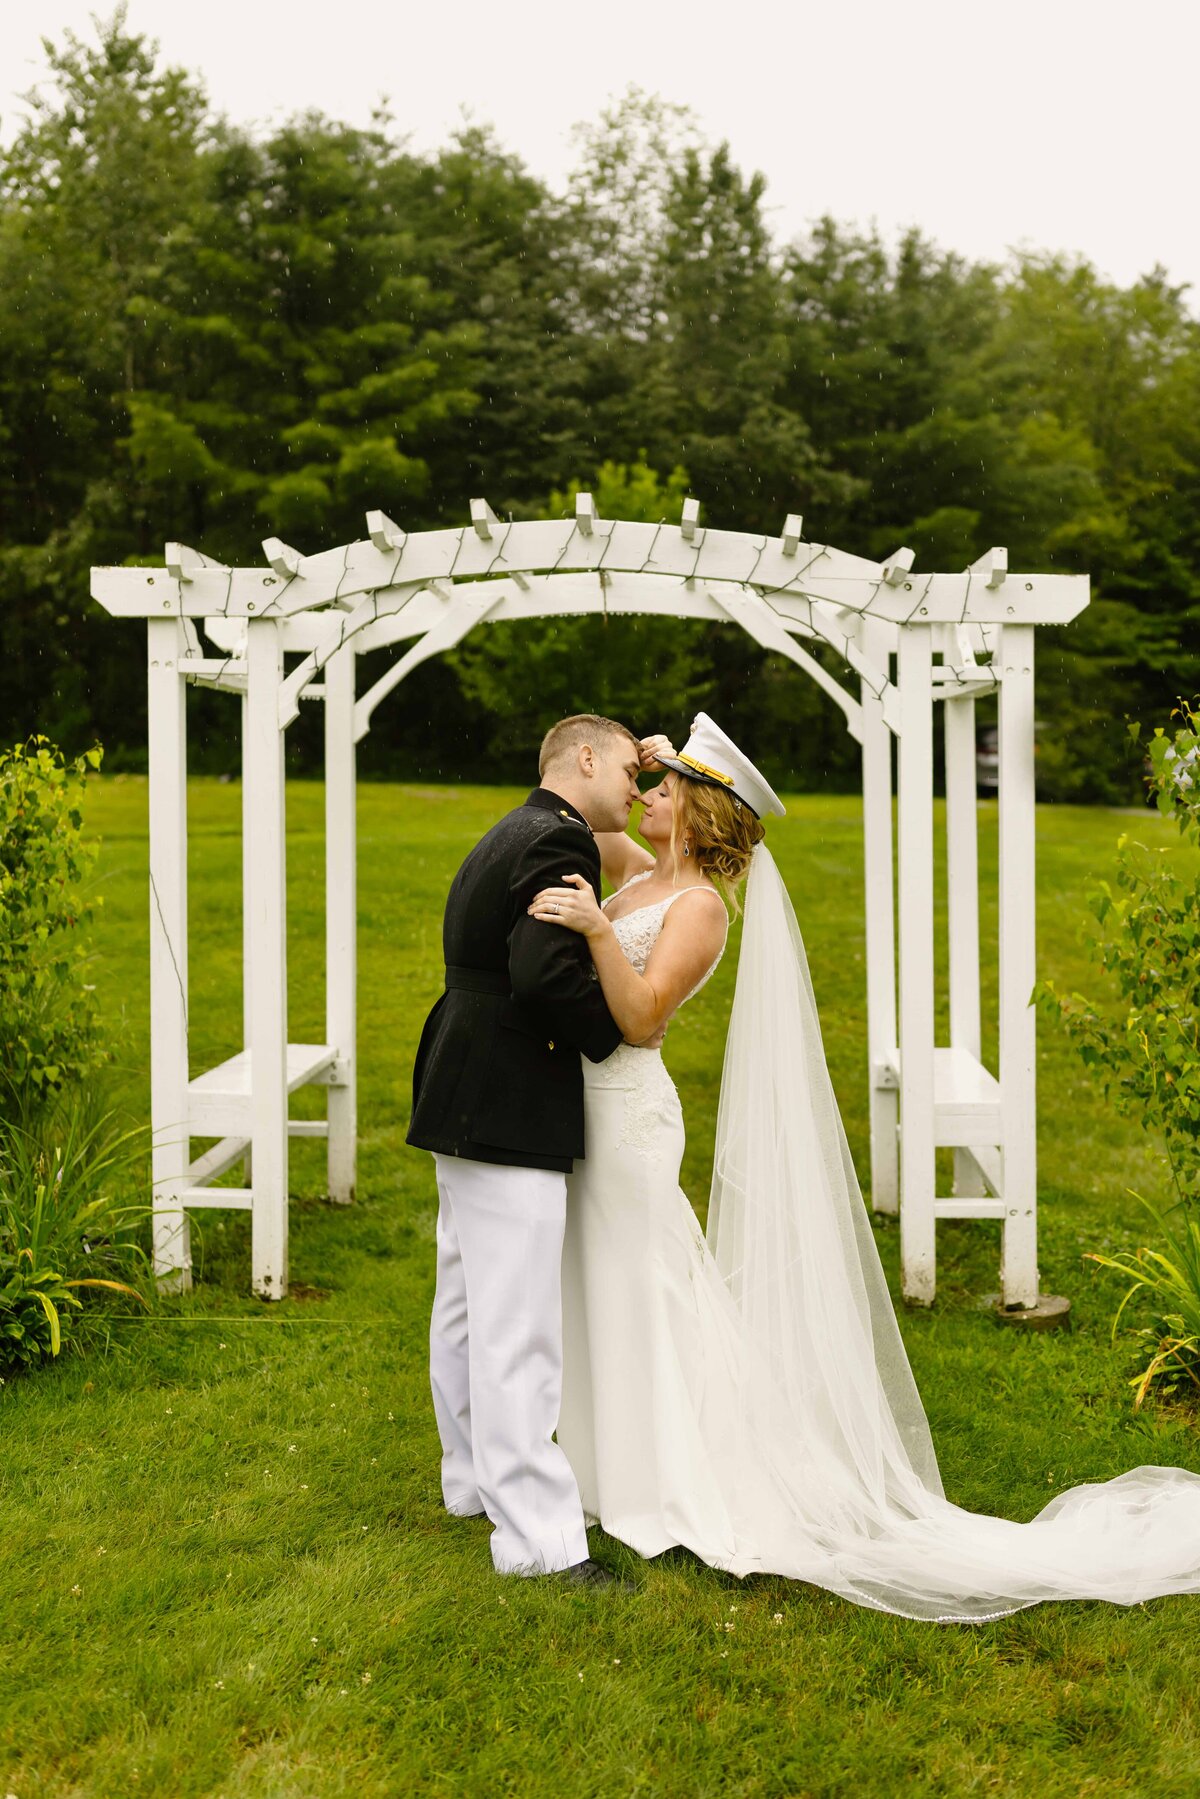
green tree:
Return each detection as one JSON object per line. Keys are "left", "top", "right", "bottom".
{"left": 447, "top": 457, "right": 708, "bottom": 771}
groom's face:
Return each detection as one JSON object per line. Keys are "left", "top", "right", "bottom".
{"left": 585, "top": 737, "right": 643, "bottom": 833}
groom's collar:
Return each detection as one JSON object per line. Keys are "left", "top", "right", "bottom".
{"left": 525, "top": 787, "right": 595, "bottom": 837}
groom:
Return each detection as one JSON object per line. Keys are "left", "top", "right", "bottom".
{"left": 407, "top": 714, "right": 645, "bottom": 1584}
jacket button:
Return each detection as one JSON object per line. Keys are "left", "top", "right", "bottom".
{"left": 548, "top": 1040, "right": 555, "bottom": 1051}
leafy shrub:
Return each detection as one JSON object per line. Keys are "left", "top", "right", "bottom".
{"left": 0, "top": 738, "right": 109, "bottom": 1124}
{"left": 1036, "top": 706, "right": 1200, "bottom": 1401}
{"left": 0, "top": 1096, "right": 153, "bottom": 1375}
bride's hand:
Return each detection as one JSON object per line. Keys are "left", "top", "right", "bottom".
{"left": 528, "top": 873, "right": 609, "bottom": 939}
{"left": 639, "top": 733, "right": 676, "bottom": 773}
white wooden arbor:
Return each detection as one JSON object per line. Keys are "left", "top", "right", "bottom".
{"left": 91, "top": 502, "right": 1088, "bottom": 1305}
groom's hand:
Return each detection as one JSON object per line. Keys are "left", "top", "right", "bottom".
{"left": 639, "top": 734, "right": 676, "bottom": 774}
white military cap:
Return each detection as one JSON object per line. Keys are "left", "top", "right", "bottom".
{"left": 657, "top": 712, "right": 786, "bottom": 819}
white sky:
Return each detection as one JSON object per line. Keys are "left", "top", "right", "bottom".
{"left": 3, "top": 0, "right": 1195, "bottom": 297}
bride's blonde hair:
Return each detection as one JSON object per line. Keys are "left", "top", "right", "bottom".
{"left": 670, "top": 778, "right": 766, "bottom": 917}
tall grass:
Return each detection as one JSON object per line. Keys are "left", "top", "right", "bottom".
{"left": 4, "top": 780, "right": 1200, "bottom": 1797}
{"left": 0, "top": 1095, "right": 154, "bottom": 1371}
{"left": 1090, "top": 1195, "right": 1200, "bottom": 1407}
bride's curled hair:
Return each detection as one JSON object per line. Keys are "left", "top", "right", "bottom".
{"left": 670, "top": 778, "right": 766, "bottom": 916}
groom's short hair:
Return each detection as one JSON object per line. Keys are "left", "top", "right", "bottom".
{"left": 539, "top": 714, "right": 639, "bottom": 778}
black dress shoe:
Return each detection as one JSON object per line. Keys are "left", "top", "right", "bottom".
{"left": 559, "top": 1558, "right": 635, "bottom": 1592}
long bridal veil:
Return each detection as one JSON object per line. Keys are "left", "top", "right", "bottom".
{"left": 706, "top": 843, "right": 1200, "bottom": 1621}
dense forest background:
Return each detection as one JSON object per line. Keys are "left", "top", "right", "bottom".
{"left": 2, "top": 13, "right": 1198, "bottom": 797}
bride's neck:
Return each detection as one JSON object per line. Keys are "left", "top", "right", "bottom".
{"left": 649, "top": 846, "right": 705, "bottom": 887}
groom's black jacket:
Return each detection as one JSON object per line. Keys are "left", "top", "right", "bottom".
{"left": 406, "top": 787, "right": 624, "bottom": 1172}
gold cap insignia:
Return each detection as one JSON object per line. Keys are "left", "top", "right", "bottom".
{"left": 678, "top": 752, "right": 735, "bottom": 787}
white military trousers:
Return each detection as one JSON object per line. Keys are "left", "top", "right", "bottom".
{"left": 430, "top": 1153, "right": 589, "bottom": 1575}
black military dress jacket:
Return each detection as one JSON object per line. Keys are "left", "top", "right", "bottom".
{"left": 406, "top": 788, "right": 624, "bottom": 1173}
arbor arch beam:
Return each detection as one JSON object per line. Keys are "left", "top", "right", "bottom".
{"left": 94, "top": 516, "right": 1088, "bottom": 629}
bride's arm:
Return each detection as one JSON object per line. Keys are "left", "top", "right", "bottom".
{"left": 595, "top": 732, "right": 675, "bottom": 891}
{"left": 527, "top": 879, "right": 727, "bottom": 1042}
{"left": 594, "top": 831, "right": 655, "bottom": 892}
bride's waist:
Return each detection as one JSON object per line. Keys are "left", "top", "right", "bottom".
{"left": 584, "top": 1043, "right": 667, "bottom": 1088}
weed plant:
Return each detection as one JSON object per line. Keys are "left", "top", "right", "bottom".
{"left": 0, "top": 1095, "right": 154, "bottom": 1371}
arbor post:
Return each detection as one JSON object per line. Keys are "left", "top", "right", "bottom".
{"left": 897, "top": 625, "right": 937, "bottom": 1304}
{"left": 324, "top": 643, "right": 357, "bottom": 1204}
{"left": 241, "top": 689, "right": 254, "bottom": 1189}
{"left": 944, "top": 689, "right": 983, "bottom": 1196}
{"left": 997, "top": 625, "right": 1039, "bottom": 1307}
{"left": 146, "top": 618, "right": 192, "bottom": 1290}
{"left": 861, "top": 621, "right": 899, "bottom": 1216}
{"left": 245, "top": 619, "right": 290, "bottom": 1299}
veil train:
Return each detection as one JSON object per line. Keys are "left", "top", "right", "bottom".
{"left": 706, "top": 845, "right": 1200, "bottom": 1621}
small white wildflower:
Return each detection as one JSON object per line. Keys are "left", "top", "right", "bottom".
{"left": 361, "top": 1524, "right": 368, "bottom": 1532}
{"left": 720, "top": 1650, "right": 728, "bottom": 1658}
{"left": 577, "top": 1671, "right": 584, "bottom": 1681}
{"left": 772, "top": 1612, "right": 783, "bottom": 1624}
{"left": 311, "top": 1636, "right": 318, "bottom": 1645}
{"left": 300, "top": 1484, "right": 309, "bottom": 1490}
{"left": 218, "top": 1342, "right": 226, "bottom": 1349}
{"left": 214, "top": 1680, "right": 224, "bottom": 1689}
{"left": 612, "top": 1658, "right": 621, "bottom": 1665}
{"left": 96, "top": 1547, "right": 106, "bottom": 1556}
{"left": 288, "top": 1445, "right": 298, "bottom": 1454}
{"left": 361, "top": 1671, "right": 371, "bottom": 1685}
{"left": 387, "top": 1412, "right": 394, "bottom": 1421}
{"left": 371, "top": 1457, "right": 377, "bottom": 1465}
{"left": 165, "top": 1408, "right": 173, "bottom": 1415}
{"left": 71, "top": 1584, "right": 82, "bottom": 1596}
{"left": 339, "top": 1687, "right": 348, "bottom": 1696}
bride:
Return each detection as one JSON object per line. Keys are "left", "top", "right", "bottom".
{"left": 527, "top": 712, "right": 1200, "bottom": 1622}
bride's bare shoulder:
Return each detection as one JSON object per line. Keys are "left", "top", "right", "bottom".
{"left": 662, "top": 881, "right": 728, "bottom": 940}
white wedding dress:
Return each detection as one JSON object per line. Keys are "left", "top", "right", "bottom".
{"left": 558, "top": 853, "right": 1200, "bottom": 1622}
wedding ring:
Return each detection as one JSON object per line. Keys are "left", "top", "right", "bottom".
{"left": 550, "top": 902, "right": 559, "bottom": 914}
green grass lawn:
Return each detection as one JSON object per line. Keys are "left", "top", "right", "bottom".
{"left": 4, "top": 778, "right": 1200, "bottom": 1798}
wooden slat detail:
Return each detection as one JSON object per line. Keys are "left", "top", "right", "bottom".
{"left": 91, "top": 525, "right": 1090, "bottom": 626}
{"left": 188, "top": 1042, "right": 337, "bottom": 1135}
{"left": 167, "top": 542, "right": 229, "bottom": 583}
{"left": 180, "top": 1187, "right": 254, "bottom": 1209}
{"left": 933, "top": 1198, "right": 1006, "bottom": 1220}
{"left": 187, "top": 1136, "right": 250, "bottom": 1185}
{"left": 705, "top": 586, "right": 864, "bottom": 743}
{"left": 353, "top": 585, "right": 508, "bottom": 743}
{"left": 881, "top": 1046, "right": 1002, "bottom": 1149}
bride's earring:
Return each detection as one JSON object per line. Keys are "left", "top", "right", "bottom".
{"left": 683, "top": 839, "right": 691, "bottom": 858}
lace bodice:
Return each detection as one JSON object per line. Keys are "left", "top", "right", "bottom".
{"left": 604, "top": 870, "right": 728, "bottom": 1004}
{"left": 584, "top": 871, "right": 728, "bottom": 1149}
